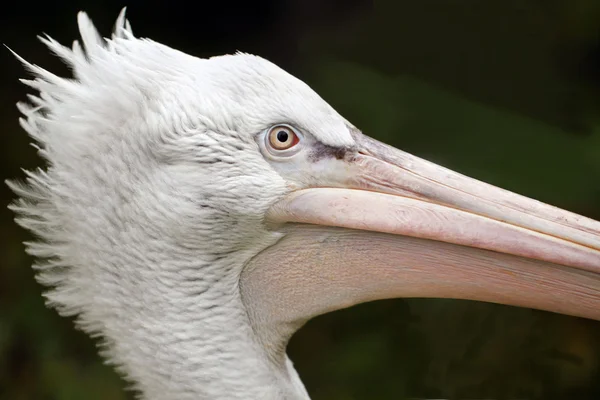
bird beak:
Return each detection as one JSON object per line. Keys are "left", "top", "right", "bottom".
{"left": 246, "top": 131, "right": 600, "bottom": 328}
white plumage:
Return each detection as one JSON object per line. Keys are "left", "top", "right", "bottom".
{"left": 9, "top": 9, "right": 335, "bottom": 399}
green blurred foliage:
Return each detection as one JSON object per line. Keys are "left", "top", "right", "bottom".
{"left": 1, "top": 1, "right": 600, "bottom": 399}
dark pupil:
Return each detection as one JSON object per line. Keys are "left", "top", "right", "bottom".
{"left": 276, "top": 130, "right": 289, "bottom": 143}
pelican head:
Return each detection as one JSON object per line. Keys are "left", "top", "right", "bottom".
{"left": 8, "top": 10, "right": 600, "bottom": 400}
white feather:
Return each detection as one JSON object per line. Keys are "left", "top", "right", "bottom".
{"left": 6, "top": 8, "right": 356, "bottom": 400}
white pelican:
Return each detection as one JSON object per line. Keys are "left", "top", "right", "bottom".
{"left": 8, "top": 10, "right": 600, "bottom": 400}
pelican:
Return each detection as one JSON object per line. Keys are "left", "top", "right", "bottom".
{"left": 8, "top": 10, "right": 600, "bottom": 400}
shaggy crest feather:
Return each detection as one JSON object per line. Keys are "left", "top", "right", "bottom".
{"left": 8, "top": 8, "right": 138, "bottom": 315}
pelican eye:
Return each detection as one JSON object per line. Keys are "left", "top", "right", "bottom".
{"left": 267, "top": 125, "right": 300, "bottom": 151}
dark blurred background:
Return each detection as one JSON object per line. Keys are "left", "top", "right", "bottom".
{"left": 1, "top": 1, "right": 600, "bottom": 399}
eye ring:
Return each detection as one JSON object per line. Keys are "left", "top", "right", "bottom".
{"left": 267, "top": 125, "right": 300, "bottom": 152}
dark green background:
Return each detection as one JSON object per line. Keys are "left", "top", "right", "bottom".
{"left": 1, "top": 1, "right": 600, "bottom": 399}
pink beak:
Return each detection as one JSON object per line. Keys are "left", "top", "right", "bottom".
{"left": 244, "top": 131, "right": 600, "bottom": 328}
